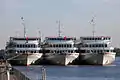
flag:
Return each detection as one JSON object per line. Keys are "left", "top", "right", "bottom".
{"left": 64, "top": 36, "right": 67, "bottom": 40}
{"left": 25, "top": 37, "right": 28, "bottom": 43}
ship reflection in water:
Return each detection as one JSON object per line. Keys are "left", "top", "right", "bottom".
{"left": 14, "top": 57, "right": 120, "bottom": 80}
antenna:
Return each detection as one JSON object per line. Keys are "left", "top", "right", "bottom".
{"left": 38, "top": 30, "right": 41, "bottom": 38}
{"left": 56, "top": 20, "right": 61, "bottom": 37}
{"left": 21, "top": 17, "right": 26, "bottom": 38}
{"left": 90, "top": 15, "right": 96, "bottom": 37}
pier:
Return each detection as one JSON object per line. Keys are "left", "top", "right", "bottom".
{"left": 0, "top": 60, "right": 47, "bottom": 80}
{"left": 0, "top": 60, "right": 29, "bottom": 80}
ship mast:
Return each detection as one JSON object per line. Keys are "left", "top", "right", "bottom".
{"left": 21, "top": 17, "right": 26, "bottom": 38}
{"left": 90, "top": 16, "right": 96, "bottom": 37}
{"left": 56, "top": 20, "right": 61, "bottom": 37}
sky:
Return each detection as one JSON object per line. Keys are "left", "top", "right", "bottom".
{"left": 0, "top": 0, "right": 120, "bottom": 49}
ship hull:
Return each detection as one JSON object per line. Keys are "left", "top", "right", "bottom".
{"left": 9, "top": 53, "right": 43, "bottom": 66}
{"left": 79, "top": 52, "right": 116, "bottom": 65}
{"left": 45, "top": 53, "right": 79, "bottom": 65}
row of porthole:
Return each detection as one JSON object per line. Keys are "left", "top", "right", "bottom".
{"left": 80, "top": 50, "right": 114, "bottom": 53}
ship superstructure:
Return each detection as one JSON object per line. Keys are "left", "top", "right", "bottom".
{"left": 78, "top": 36, "right": 116, "bottom": 65}
{"left": 6, "top": 37, "right": 43, "bottom": 65}
{"left": 44, "top": 36, "right": 79, "bottom": 65}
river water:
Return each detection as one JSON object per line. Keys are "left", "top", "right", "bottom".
{"left": 14, "top": 57, "right": 120, "bottom": 80}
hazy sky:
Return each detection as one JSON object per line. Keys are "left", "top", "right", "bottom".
{"left": 0, "top": 0, "right": 120, "bottom": 49}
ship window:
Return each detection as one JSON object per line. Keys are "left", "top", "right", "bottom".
{"left": 17, "top": 45, "right": 19, "bottom": 48}
{"left": 98, "top": 38, "right": 100, "bottom": 40}
{"left": 89, "top": 45, "right": 91, "bottom": 47}
{"left": 86, "top": 50, "right": 89, "bottom": 53}
{"left": 25, "top": 45, "right": 27, "bottom": 48}
{"left": 97, "top": 50, "right": 99, "bottom": 53}
{"left": 105, "top": 44, "right": 107, "bottom": 47}
{"left": 65, "top": 44, "right": 67, "bottom": 47}
{"left": 92, "top": 44, "right": 95, "bottom": 47}
{"left": 21, "top": 50, "right": 23, "bottom": 53}
{"left": 68, "top": 50, "right": 70, "bottom": 53}
{"left": 96, "top": 44, "right": 98, "bottom": 47}
{"left": 31, "top": 51, "right": 33, "bottom": 53}
{"left": 60, "top": 44, "right": 62, "bottom": 47}
{"left": 23, "top": 51, "right": 25, "bottom": 53}
{"left": 98, "top": 44, "right": 101, "bottom": 47}
{"left": 80, "top": 50, "right": 86, "bottom": 53}
{"left": 56, "top": 44, "right": 58, "bottom": 47}
{"left": 107, "top": 50, "right": 109, "bottom": 52}
{"left": 95, "top": 38, "right": 98, "bottom": 40}
{"left": 28, "top": 45, "right": 30, "bottom": 48}
{"left": 34, "top": 44, "right": 36, "bottom": 48}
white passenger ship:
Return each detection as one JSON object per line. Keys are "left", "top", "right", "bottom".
{"left": 44, "top": 36, "right": 79, "bottom": 65}
{"left": 78, "top": 36, "right": 116, "bottom": 65}
{"left": 6, "top": 37, "right": 43, "bottom": 66}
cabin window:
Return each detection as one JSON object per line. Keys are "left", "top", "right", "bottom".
{"left": 86, "top": 50, "right": 89, "bottom": 53}
{"left": 105, "top": 44, "right": 107, "bottom": 47}
{"left": 17, "top": 45, "right": 19, "bottom": 48}
{"left": 56, "top": 44, "right": 58, "bottom": 47}
{"left": 89, "top": 45, "right": 91, "bottom": 47}
{"left": 84, "top": 44, "right": 88, "bottom": 47}
{"left": 59, "top": 44, "right": 62, "bottom": 47}
{"left": 34, "top": 44, "right": 36, "bottom": 48}
{"left": 111, "top": 50, "right": 113, "bottom": 52}
{"left": 39, "top": 50, "right": 42, "bottom": 53}
{"left": 23, "top": 51, "right": 25, "bottom": 53}
{"left": 97, "top": 50, "right": 99, "bottom": 53}
{"left": 80, "top": 50, "right": 86, "bottom": 53}
{"left": 64, "top": 45, "right": 67, "bottom": 47}
{"left": 68, "top": 50, "right": 70, "bottom": 53}
{"left": 92, "top": 44, "right": 95, "bottom": 47}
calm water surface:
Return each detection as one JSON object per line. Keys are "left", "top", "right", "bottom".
{"left": 14, "top": 57, "right": 120, "bottom": 80}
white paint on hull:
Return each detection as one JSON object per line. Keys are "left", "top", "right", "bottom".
{"left": 10, "top": 53, "right": 43, "bottom": 65}
{"left": 102, "top": 52, "right": 116, "bottom": 65}
{"left": 46, "top": 53, "right": 79, "bottom": 65}
{"left": 80, "top": 52, "right": 116, "bottom": 65}
{"left": 27, "top": 53, "right": 43, "bottom": 65}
